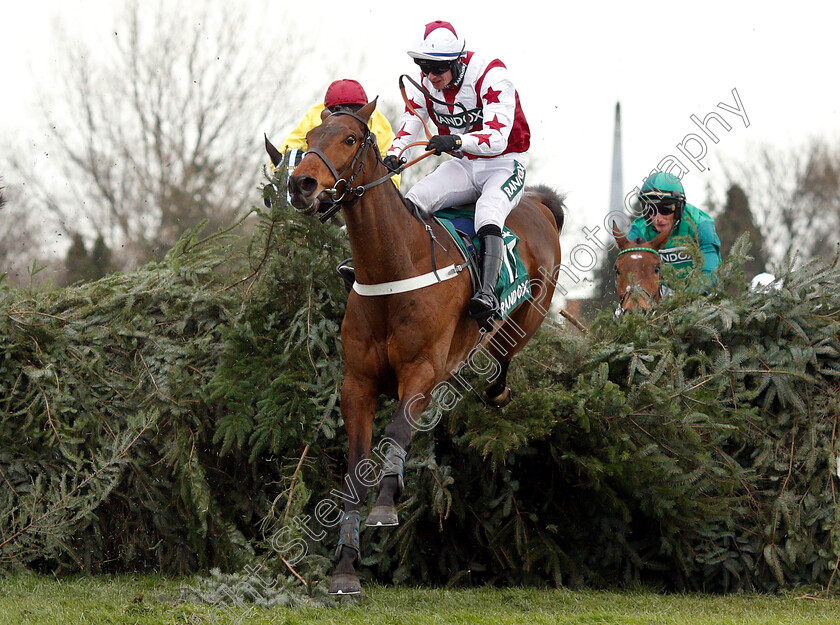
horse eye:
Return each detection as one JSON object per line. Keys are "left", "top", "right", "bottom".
{"left": 344, "top": 135, "right": 357, "bottom": 146}
{"left": 614, "top": 266, "right": 620, "bottom": 275}
{"left": 654, "top": 265, "right": 660, "bottom": 274}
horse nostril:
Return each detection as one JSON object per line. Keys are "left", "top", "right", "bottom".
{"left": 289, "top": 174, "right": 318, "bottom": 197}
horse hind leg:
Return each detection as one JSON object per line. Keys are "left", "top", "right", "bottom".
{"left": 481, "top": 359, "right": 512, "bottom": 407}
{"left": 478, "top": 305, "right": 542, "bottom": 408}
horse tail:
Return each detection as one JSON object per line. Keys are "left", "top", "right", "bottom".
{"left": 527, "top": 184, "right": 566, "bottom": 234}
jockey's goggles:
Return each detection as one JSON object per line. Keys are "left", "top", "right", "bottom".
{"left": 640, "top": 196, "right": 679, "bottom": 216}
{"left": 327, "top": 104, "right": 363, "bottom": 114}
{"left": 415, "top": 59, "right": 452, "bottom": 76}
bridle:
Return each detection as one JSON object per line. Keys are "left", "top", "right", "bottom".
{"left": 302, "top": 110, "right": 449, "bottom": 278}
{"left": 304, "top": 110, "right": 398, "bottom": 222}
{"left": 615, "top": 246, "right": 661, "bottom": 315}
{"left": 294, "top": 74, "right": 469, "bottom": 223}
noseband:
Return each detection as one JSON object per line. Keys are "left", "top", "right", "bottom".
{"left": 615, "top": 246, "right": 661, "bottom": 315}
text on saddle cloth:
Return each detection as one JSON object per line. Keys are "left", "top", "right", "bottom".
{"left": 434, "top": 207, "right": 531, "bottom": 319}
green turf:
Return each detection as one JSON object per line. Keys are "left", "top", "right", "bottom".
{"left": 0, "top": 574, "right": 838, "bottom": 625}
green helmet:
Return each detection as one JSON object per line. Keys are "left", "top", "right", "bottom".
{"left": 640, "top": 171, "right": 685, "bottom": 200}
{"left": 639, "top": 171, "right": 686, "bottom": 222}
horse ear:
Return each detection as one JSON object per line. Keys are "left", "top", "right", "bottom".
{"left": 649, "top": 224, "right": 673, "bottom": 251}
{"left": 612, "top": 220, "right": 631, "bottom": 250}
{"left": 357, "top": 97, "right": 378, "bottom": 123}
{"left": 320, "top": 107, "right": 332, "bottom": 121}
{"left": 264, "top": 134, "right": 283, "bottom": 168}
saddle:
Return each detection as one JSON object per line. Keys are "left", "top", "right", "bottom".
{"left": 434, "top": 206, "right": 532, "bottom": 320}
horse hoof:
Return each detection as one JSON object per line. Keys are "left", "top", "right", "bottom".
{"left": 329, "top": 573, "right": 362, "bottom": 595}
{"left": 482, "top": 386, "right": 512, "bottom": 408}
{"left": 365, "top": 505, "right": 399, "bottom": 527}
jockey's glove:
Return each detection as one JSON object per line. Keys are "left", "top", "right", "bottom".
{"left": 426, "top": 134, "right": 462, "bottom": 155}
{"left": 383, "top": 155, "right": 404, "bottom": 172}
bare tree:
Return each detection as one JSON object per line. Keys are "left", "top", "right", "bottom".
{"left": 0, "top": 183, "right": 50, "bottom": 287}
{"left": 10, "top": 1, "right": 321, "bottom": 269}
{"left": 721, "top": 140, "right": 840, "bottom": 265}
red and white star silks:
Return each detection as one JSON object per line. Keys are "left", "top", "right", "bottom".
{"left": 388, "top": 51, "right": 530, "bottom": 161}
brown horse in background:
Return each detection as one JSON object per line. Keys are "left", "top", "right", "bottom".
{"left": 612, "top": 222, "right": 671, "bottom": 313}
{"left": 283, "top": 99, "right": 565, "bottom": 595}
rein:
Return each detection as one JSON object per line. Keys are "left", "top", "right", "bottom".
{"left": 305, "top": 108, "right": 455, "bottom": 294}
{"left": 309, "top": 74, "right": 463, "bottom": 208}
{"left": 391, "top": 74, "right": 467, "bottom": 170}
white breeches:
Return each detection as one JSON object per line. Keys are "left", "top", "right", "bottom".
{"left": 405, "top": 153, "right": 527, "bottom": 232}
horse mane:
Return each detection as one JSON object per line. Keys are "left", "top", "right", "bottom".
{"left": 526, "top": 184, "right": 566, "bottom": 234}
{"left": 0, "top": 184, "right": 5, "bottom": 211}
{"left": 388, "top": 185, "right": 429, "bottom": 225}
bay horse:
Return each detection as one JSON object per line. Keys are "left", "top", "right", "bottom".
{"left": 284, "top": 99, "right": 565, "bottom": 595}
{"left": 612, "top": 222, "right": 671, "bottom": 313}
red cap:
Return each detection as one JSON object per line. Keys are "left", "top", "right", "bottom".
{"left": 324, "top": 79, "right": 368, "bottom": 108}
{"left": 424, "top": 20, "right": 458, "bottom": 39}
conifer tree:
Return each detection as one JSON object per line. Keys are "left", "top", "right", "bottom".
{"left": 716, "top": 183, "right": 768, "bottom": 278}
{"left": 63, "top": 233, "right": 95, "bottom": 284}
{"left": 90, "top": 234, "right": 113, "bottom": 280}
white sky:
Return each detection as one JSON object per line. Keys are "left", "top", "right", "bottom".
{"left": 3, "top": 0, "right": 839, "bottom": 295}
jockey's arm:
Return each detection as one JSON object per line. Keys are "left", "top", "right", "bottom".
{"left": 371, "top": 110, "right": 401, "bottom": 189}
{"left": 698, "top": 220, "right": 722, "bottom": 277}
{"left": 279, "top": 104, "right": 325, "bottom": 156}
{"left": 371, "top": 110, "right": 396, "bottom": 158}
{"left": 458, "top": 68, "right": 517, "bottom": 157}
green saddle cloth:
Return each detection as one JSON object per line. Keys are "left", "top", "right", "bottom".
{"left": 434, "top": 208, "right": 532, "bottom": 320}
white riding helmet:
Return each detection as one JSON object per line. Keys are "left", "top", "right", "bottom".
{"left": 408, "top": 20, "right": 466, "bottom": 61}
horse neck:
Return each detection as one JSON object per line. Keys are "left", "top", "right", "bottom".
{"left": 342, "top": 171, "right": 429, "bottom": 285}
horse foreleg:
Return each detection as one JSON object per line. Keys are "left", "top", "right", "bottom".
{"left": 366, "top": 364, "right": 436, "bottom": 528}
{"left": 329, "top": 380, "right": 376, "bottom": 595}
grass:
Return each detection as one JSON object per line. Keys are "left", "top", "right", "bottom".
{"left": 0, "top": 574, "right": 838, "bottom": 625}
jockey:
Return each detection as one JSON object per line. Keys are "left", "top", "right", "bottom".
{"left": 269, "top": 78, "right": 399, "bottom": 200}
{"left": 626, "top": 171, "right": 722, "bottom": 286}
{"left": 384, "top": 20, "right": 531, "bottom": 325}
{"left": 269, "top": 79, "right": 399, "bottom": 287}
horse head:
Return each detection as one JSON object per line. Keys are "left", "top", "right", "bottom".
{"left": 612, "top": 221, "right": 671, "bottom": 312}
{"left": 287, "top": 99, "right": 380, "bottom": 215}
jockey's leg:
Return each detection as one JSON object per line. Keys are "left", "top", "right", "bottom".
{"left": 469, "top": 155, "right": 527, "bottom": 326}
{"left": 404, "top": 159, "right": 477, "bottom": 216}
{"left": 468, "top": 224, "right": 505, "bottom": 326}
{"left": 336, "top": 258, "right": 355, "bottom": 292}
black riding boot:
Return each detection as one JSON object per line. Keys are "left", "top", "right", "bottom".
{"left": 336, "top": 258, "right": 356, "bottom": 292}
{"left": 468, "top": 228, "right": 505, "bottom": 326}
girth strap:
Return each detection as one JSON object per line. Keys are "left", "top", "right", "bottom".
{"left": 352, "top": 264, "right": 462, "bottom": 296}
